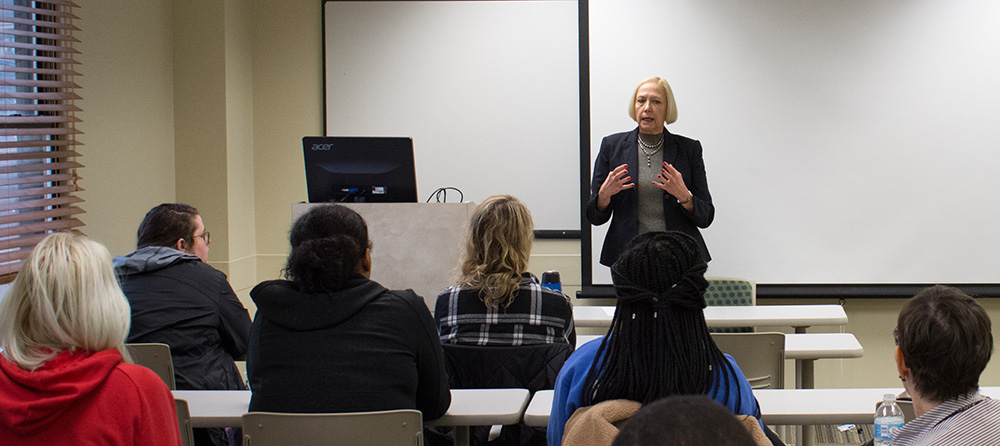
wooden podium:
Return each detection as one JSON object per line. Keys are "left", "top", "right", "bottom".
{"left": 292, "top": 202, "right": 475, "bottom": 311}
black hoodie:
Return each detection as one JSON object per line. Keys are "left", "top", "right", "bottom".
{"left": 246, "top": 276, "right": 451, "bottom": 420}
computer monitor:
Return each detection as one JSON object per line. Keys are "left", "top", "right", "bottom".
{"left": 302, "top": 136, "right": 418, "bottom": 203}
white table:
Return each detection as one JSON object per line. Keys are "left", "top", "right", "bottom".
{"left": 755, "top": 387, "right": 1000, "bottom": 425}
{"left": 575, "top": 332, "right": 864, "bottom": 389}
{"left": 573, "top": 304, "right": 849, "bottom": 333}
{"left": 785, "top": 333, "right": 863, "bottom": 389}
{"left": 522, "top": 389, "right": 553, "bottom": 428}
{"left": 173, "top": 388, "right": 529, "bottom": 446}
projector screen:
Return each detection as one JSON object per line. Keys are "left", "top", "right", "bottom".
{"left": 324, "top": 0, "right": 1000, "bottom": 286}
{"left": 588, "top": 0, "right": 1000, "bottom": 285}
{"left": 323, "top": 1, "right": 580, "bottom": 230}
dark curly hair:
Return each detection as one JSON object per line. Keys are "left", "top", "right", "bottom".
{"left": 581, "top": 231, "right": 743, "bottom": 409}
{"left": 897, "top": 285, "right": 993, "bottom": 402}
{"left": 284, "top": 204, "right": 370, "bottom": 293}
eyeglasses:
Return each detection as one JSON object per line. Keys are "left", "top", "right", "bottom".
{"left": 893, "top": 328, "right": 900, "bottom": 346}
{"left": 194, "top": 231, "right": 211, "bottom": 245}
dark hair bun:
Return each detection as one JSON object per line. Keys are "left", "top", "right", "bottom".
{"left": 285, "top": 205, "right": 369, "bottom": 292}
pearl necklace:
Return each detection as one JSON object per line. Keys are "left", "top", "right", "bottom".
{"left": 637, "top": 135, "right": 664, "bottom": 167}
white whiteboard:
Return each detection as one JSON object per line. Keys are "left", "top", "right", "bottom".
{"left": 590, "top": 0, "right": 1000, "bottom": 284}
{"left": 324, "top": 1, "right": 580, "bottom": 230}
{"left": 324, "top": 0, "right": 1000, "bottom": 285}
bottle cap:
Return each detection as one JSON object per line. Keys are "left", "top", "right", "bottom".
{"left": 541, "top": 270, "right": 560, "bottom": 283}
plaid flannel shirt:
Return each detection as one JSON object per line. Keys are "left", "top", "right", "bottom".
{"left": 435, "top": 273, "right": 575, "bottom": 347}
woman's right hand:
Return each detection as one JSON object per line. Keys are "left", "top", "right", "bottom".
{"left": 597, "top": 163, "right": 635, "bottom": 212}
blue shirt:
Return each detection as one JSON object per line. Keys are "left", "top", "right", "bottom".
{"left": 547, "top": 337, "right": 761, "bottom": 446}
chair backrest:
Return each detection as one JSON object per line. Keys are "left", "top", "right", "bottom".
{"left": 126, "top": 343, "right": 176, "bottom": 390}
{"left": 704, "top": 277, "right": 756, "bottom": 333}
{"left": 441, "top": 343, "right": 572, "bottom": 392}
{"left": 710, "top": 332, "right": 785, "bottom": 389}
{"left": 174, "top": 399, "right": 196, "bottom": 446}
{"left": 441, "top": 343, "right": 572, "bottom": 446}
{"left": 241, "top": 410, "right": 423, "bottom": 446}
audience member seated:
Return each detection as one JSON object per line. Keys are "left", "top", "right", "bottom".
{"left": 115, "top": 203, "right": 250, "bottom": 446}
{"left": 435, "top": 194, "right": 575, "bottom": 347}
{"left": 246, "top": 204, "right": 450, "bottom": 420}
{"left": 610, "top": 395, "right": 763, "bottom": 446}
{"left": 434, "top": 195, "right": 575, "bottom": 445}
{"left": 548, "top": 231, "right": 778, "bottom": 446}
{"left": 890, "top": 285, "right": 1000, "bottom": 446}
{"left": 0, "top": 233, "right": 181, "bottom": 446}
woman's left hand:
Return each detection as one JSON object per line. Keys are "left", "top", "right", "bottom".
{"left": 653, "top": 162, "right": 694, "bottom": 209}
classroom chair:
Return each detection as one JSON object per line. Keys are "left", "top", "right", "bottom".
{"left": 126, "top": 342, "right": 176, "bottom": 390}
{"left": 241, "top": 410, "right": 423, "bottom": 446}
{"left": 175, "top": 399, "right": 196, "bottom": 446}
{"left": 710, "top": 332, "right": 785, "bottom": 389}
{"left": 441, "top": 343, "right": 572, "bottom": 446}
{"left": 704, "top": 277, "right": 756, "bottom": 333}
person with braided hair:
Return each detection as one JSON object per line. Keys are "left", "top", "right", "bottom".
{"left": 245, "top": 204, "right": 451, "bottom": 420}
{"left": 547, "top": 231, "right": 764, "bottom": 446}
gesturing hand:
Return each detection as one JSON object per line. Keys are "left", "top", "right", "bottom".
{"left": 597, "top": 163, "right": 635, "bottom": 211}
{"left": 653, "top": 162, "right": 691, "bottom": 202}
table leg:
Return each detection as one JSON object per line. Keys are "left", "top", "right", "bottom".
{"left": 800, "top": 359, "right": 815, "bottom": 389}
{"left": 797, "top": 359, "right": 817, "bottom": 446}
{"left": 453, "top": 426, "right": 469, "bottom": 446}
{"left": 802, "top": 424, "right": 816, "bottom": 446}
{"left": 795, "top": 359, "right": 802, "bottom": 389}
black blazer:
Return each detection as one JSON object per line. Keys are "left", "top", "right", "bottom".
{"left": 586, "top": 127, "right": 714, "bottom": 266}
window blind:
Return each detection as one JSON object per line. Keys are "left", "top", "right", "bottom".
{"left": 0, "top": 0, "right": 83, "bottom": 281}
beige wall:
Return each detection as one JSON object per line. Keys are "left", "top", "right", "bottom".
{"left": 77, "top": 0, "right": 287, "bottom": 308}
{"left": 76, "top": 0, "right": 177, "bottom": 255}
{"left": 249, "top": 0, "right": 324, "bottom": 299}
{"left": 73, "top": 0, "right": 998, "bottom": 390}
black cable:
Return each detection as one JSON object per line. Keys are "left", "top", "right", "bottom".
{"left": 425, "top": 187, "right": 464, "bottom": 203}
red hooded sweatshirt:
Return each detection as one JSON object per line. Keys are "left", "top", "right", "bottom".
{"left": 0, "top": 348, "right": 182, "bottom": 446}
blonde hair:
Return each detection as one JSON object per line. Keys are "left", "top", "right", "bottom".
{"left": 627, "top": 76, "right": 679, "bottom": 125}
{"left": 459, "top": 195, "right": 534, "bottom": 308}
{"left": 0, "top": 232, "right": 131, "bottom": 370}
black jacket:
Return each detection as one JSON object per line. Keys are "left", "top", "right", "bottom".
{"left": 587, "top": 127, "right": 715, "bottom": 265}
{"left": 114, "top": 247, "right": 251, "bottom": 392}
{"left": 247, "top": 277, "right": 451, "bottom": 421}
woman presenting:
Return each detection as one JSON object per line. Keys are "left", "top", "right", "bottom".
{"left": 587, "top": 76, "right": 715, "bottom": 266}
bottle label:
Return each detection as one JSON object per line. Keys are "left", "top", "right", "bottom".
{"left": 875, "top": 421, "right": 904, "bottom": 441}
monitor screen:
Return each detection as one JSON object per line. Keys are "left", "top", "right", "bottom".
{"left": 302, "top": 136, "right": 418, "bottom": 203}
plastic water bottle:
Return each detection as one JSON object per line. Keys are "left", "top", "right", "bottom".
{"left": 874, "top": 393, "right": 904, "bottom": 445}
{"left": 540, "top": 270, "right": 561, "bottom": 292}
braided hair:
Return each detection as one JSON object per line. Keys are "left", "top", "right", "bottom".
{"left": 284, "top": 204, "right": 370, "bottom": 293}
{"left": 580, "top": 231, "right": 743, "bottom": 409}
